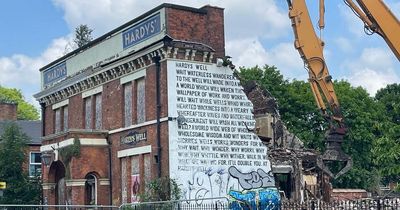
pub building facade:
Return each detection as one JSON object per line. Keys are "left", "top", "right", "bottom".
{"left": 35, "top": 3, "right": 275, "bottom": 205}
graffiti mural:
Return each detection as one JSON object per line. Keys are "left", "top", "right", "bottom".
{"left": 167, "top": 61, "right": 278, "bottom": 206}
{"left": 228, "top": 166, "right": 275, "bottom": 190}
{"left": 228, "top": 167, "right": 280, "bottom": 210}
{"left": 228, "top": 188, "right": 281, "bottom": 210}
{"left": 131, "top": 174, "right": 140, "bottom": 202}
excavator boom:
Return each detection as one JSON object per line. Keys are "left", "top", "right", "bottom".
{"left": 287, "top": 0, "right": 352, "bottom": 179}
{"left": 349, "top": 0, "right": 400, "bottom": 60}
{"left": 287, "top": 0, "right": 400, "bottom": 179}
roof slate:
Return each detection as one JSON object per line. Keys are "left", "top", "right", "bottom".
{"left": 0, "top": 120, "right": 42, "bottom": 145}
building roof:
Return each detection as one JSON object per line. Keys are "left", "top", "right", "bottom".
{"left": 0, "top": 120, "right": 42, "bottom": 145}
{"left": 39, "top": 3, "right": 210, "bottom": 72}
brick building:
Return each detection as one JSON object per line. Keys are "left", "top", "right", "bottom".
{"left": 0, "top": 102, "right": 42, "bottom": 177}
{"left": 35, "top": 3, "right": 277, "bottom": 206}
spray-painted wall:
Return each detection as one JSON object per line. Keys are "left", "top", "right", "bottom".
{"left": 167, "top": 60, "right": 280, "bottom": 208}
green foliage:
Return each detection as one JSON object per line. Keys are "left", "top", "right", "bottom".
{"left": 59, "top": 137, "right": 81, "bottom": 178}
{"left": 140, "top": 177, "right": 181, "bottom": 202}
{"left": 238, "top": 66, "right": 399, "bottom": 189}
{"left": 371, "top": 125, "right": 400, "bottom": 183}
{"left": 373, "top": 84, "right": 400, "bottom": 184}
{"left": 0, "top": 86, "right": 39, "bottom": 120}
{"left": 0, "top": 122, "right": 42, "bottom": 204}
{"left": 376, "top": 83, "right": 400, "bottom": 124}
{"left": 74, "top": 24, "right": 93, "bottom": 48}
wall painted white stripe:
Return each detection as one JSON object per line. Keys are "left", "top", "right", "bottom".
{"left": 117, "top": 145, "right": 151, "bottom": 158}
{"left": 52, "top": 99, "right": 69, "bottom": 110}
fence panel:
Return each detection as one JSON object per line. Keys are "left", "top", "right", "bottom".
{"left": 2, "top": 197, "right": 398, "bottom": 210}
{"left": 0, "top": 204, "right": 119, "bottom": 210}
{"left": 282, "top": 198, "right": 400, "bottom": 210}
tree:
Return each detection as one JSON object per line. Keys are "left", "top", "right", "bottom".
{"left": 238, "top": 66, "right": 388, "bottom": 190}
{"left": 140, "top": 177, "right": 181, "bottom": 202}
{"left": 0, "top": 122, "right": 41, "bottom": 204}
{"left": 73, "top": 24, "right": 93, "bottom": 48}
{"left": 376, "top": 83, "right": 400, "bottom": 124}
{"left": 0, "top": 86, "right": 39, "bottom": 120}
{"left": 373, "top": 84, "right": 400, "bottom": 184}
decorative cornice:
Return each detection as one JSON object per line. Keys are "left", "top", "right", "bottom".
{"left": 35, "top": 40, "right": 215, "bottom": 106}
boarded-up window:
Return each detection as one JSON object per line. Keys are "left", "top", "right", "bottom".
{"left": 121, "top": 158, "right": 128, "bottom": 203}
{"left": 63, "top": 106, "right": 68, "bottom": 132}
{"left": 85, "top": 97, "right": 92, "bottom": 129}
{"left": 55, "top": 108, "right": 61, "bottom": 133}
{"left": 131, "top": 156, "right": 140, "bottom": 202}
{"left": 95, "top": 94, "right": 102, "bottom": 129}
{"left": 136, "top": 78, "right": 145, "bottom": 124}
{"left": 124, "top": 83, "right": 132, "bottom": 127}
{"left": 144, "top": 154, "right": 151, "bottom": 186}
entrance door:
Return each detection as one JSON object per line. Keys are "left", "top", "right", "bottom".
{"left": 57, "top": 177, "right": 66, "bottom": 205}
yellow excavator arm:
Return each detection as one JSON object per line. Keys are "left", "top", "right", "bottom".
{"left": 345, "top": 0, "right": 400, "bottom": 60}
{"left": 287, "top": 0, "right": 400, "bottom": 179}
{"left": 287, "top": 0, "right": 351, "bottom": 179}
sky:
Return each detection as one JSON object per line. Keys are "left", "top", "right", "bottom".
{"left": 0, "top": 0, "right": 399, "bottom": 108}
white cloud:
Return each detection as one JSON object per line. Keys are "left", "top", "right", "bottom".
{"left": 334, "top": 37, "right": 353, "bottom": 52}
{"left": 344, "top": 48, "right": 399, "bottom": 95}
{"left": 338, "top": 4, "right": 366, "bottom": 37}
{"left": 226, "top": 38, "right": 306, "bottom": 80}
{"left": 0, "top": 36, "right": 71, "bottom": 105}
{"left": 52, "top": 0, "right": 290, "bottom": 39}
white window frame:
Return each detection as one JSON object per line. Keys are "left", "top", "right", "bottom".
{"left": 29, "top": 152, "right": 41, "bottom": 177}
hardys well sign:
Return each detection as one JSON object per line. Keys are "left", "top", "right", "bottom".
{"left": 43, "top": 62, "right": 67, "bottom": 86}
{"left": 122, "top": 13, "right": 161, "bottom": 49}
{"left": 121, "top": 130, "right": 147, "bottom": 145}
{"left": 39, "top": 9, "right": 165, "bottom": 89}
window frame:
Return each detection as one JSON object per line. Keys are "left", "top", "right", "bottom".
{"left": 29, "top": 152, "right": 42, "bottom": 177}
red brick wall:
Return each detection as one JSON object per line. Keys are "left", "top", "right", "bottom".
{"left": 166, "top": 5, "right": 225, "bottom": 60}
{"left": 69, "top": 93, "right": 84, "bottom": 129}
{"left": 70, "top": 146, "right": 109, "bottom": 179}
{"left": 0, "top": 103, "right": 17, "bottom": 121}
{"left": 331, "top": 189, "right": 368, "bottom": 201}
{"left": 103, "top": 80, "right": 123, "bottom": 130}
{"left": 44, "top": 105, "right": 54, "bottom": 136}
{"left": 40, "top": 4, "right": 225, "bottom": 206}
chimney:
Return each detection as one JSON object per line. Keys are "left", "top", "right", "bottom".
{"left": 0, "top": 102, "right": 18, "bottom": 121}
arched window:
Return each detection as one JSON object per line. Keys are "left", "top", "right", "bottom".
{"left": 85, "top": 174, "right": 97, "bottom": 205}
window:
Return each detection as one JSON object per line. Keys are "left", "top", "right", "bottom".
{"left": 84, "top": 94, "right": 102, "bottom": 129}
{"left": 136, "top": 78, "right": 146, "bottom": 124}
{"left": 85, "top": 174, "right": 97, "bottom": 205}
{"left": 55, "top": 109, "right": 61, "bottom": 133}
{"left": 95, "top": 94, "right": 102, "bottom": 129}
{"left": 124, "top": 83, "right": 133, "bottom": 127}
{"left": 29, "top": 152, "right": 41, "bottom": 177}
{"left": 63, "top": 106, "right": 68, "bottom": 132}
{"left": 54, "top": 105, "right": 68, "bottom": 133}
{"left": 85, "top": 97, "right": 92, "bottom": 129}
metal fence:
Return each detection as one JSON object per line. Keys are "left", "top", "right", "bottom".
{"left": 0, "top": 204, "right": 118, "bottom": 210}
{"left": 282, "top": 198, "right": 400, "bottom": 210}
{"left": 120, "top": 197, "right": 230, "bottom": 210}
{"left": 1, "top": 197, "right": 399, "bottom": 210}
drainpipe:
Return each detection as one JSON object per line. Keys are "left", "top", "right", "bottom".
{"left": 40, "top": 102, "right": 46, "bottom": 204}
{"left": 154, "top": 56, "right": 162, "bottom": 178}
{"left": 106, "top": 135, "right": 113, "bottom": 205}
{"left": 40, "top": 102, "right": 45, "bottom": 136}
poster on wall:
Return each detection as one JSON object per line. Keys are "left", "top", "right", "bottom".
{"left": 167, "top": 60, "right": 276, "bottom": 202}
{"left": 131, "top": 174, "right": 140, "bottom": 202}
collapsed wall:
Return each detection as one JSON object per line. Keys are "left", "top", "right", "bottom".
{"left": 239, "top": 79, "right": 332, "bottom": 202}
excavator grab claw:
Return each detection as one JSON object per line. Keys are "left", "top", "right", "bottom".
{"left": 317, "top": 131, "right": 353, "bottom": 179}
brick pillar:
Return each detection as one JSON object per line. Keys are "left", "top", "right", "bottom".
{"left": 0, "top": 102, "right": 17, "bottom": 121}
